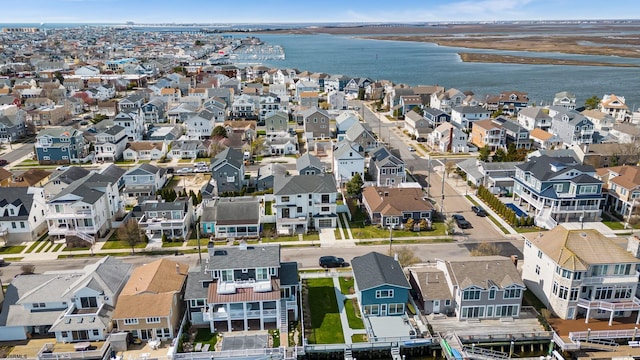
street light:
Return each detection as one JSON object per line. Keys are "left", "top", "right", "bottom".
{"left": 388, "top": 224, "right": 394, "bottom": 254}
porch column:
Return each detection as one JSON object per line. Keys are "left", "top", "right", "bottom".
{"left": 609, "top": 309, "right": 615, "bottom": 326}
{"left": 259, "top": 301, "right": 264, "bottom": 330}
{"left": 585, "top": 306, "right": 590, "bottom": 324}
{"left": 636, "top": 309, "right": 640, "bottom": 325}
{"left": 243, "top": 302, "right": 248, "bottom": 331}
{"left": 226, "top": 303, "right": 232, "bottom": 331}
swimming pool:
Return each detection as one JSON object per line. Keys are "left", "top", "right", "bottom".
{"left": 505, "top": 203, "right": 527, "bottom": 218}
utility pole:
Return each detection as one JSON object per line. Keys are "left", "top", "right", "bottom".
{"left": 441, "top": 158, "right": 447, "bottom": 215}
{"left": 427, "top": 155, "right": 431, "bottom": 197}
{"left": 196, "top": 220, "right": 202, "bottom": 265}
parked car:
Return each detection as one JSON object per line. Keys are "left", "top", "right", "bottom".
{"left": 471, "top": 206, "right": 487, "bottom": 217}
{"left": 0, "top": 159, "right": 7, "bottom": 166}
{"left": 194, "top": 162, "right": 207, "bottom": 167}
{"left": 408, "top": 146, "right": 416, "bottom": 152}
{"left": 56, "top": 165, "right": 70, "bottom": 171}
{"left": 451, "top": 214, "right": 472, "bottom": 229}
{"left": 194, "top": 166, "right": 209, "bottom": 173}
{"left": 175, "top": 167, "right": 193, "bottom": 175}
{"left": 319, "top": 256, "right": 349, "bottom": 268}
{"left": 166, "top": 168, "right": 175, "bottom": 174}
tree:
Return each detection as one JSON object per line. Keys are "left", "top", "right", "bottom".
{"left": 444, "top": 161, "right": 457, "bottom": 178}
{"left": 117, "top": 219, "right": 143, "bottom": 254}
{"left": 53, "top": 71, "right": 64, "bottom": 85}
{"left": 388, "top": 246, "right": 421, "bottom": 266}
{"left": 444, "top": 218, "right": 456, "bottom": 238}
{"left": 478, "top": 145, "right": 491, "bottom": 162}
{"left": 20, "top": 264, "right": 35, "bottom": 275}
{"left": 493, "top": 147, "right": 507, "bottom": 162}
{"left": 346, "top": 173, "right": 364, "bottom": 197}
{"left": 211, "top": 125, "right": 227, "bottom": 139}
{"left": 470, "top": 242, "right": 501, "bottom": 256}
{"left": 209, "top": 140, "right": 226, "bottom": 157}
{"left": 585, "top": 95, "right": 600, "bottom": 110}
{"left": 357, "top": 88, "right": 365, "bottom": 101}
{"left": 250, "top": 136, "right": 265, "bottom": 156}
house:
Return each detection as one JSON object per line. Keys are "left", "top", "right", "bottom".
{"left": 35, "top": 127, "right": 89, "bottom": 165}
{"left": 148, "top": 125, "right": 183, "bottom": 143}
{"left": 423, "top": 108, "right": 451, "bottom": 128}
{"left": 517, "top": 107, "right": 552, "bottom": 132}
{"left": 184, "top": 109, "right": 217, "bottom": 140}
{"left": 456, "top": 159, "right": 523, "bottom": 192}
{"left": 200, "top": 197, "right": 261, "bottom": 239}
{"left": 301, "top": 107, "right": 331, "bottom": 140}
{"left": 351, "top": 252, "right": 410, "bottom": 317}
{"left": 112, "top": 259, "right": 188, "bottom": 341}
{"left": 231, "top": 94, "right": 257, "bottom": 119}
{"left": 188, "top": 244, "right": 299, "bottom": 333}
{"left": 529, "top": 128, "right": 563, "bottom": 150}
{"left": 361, "top": 186, "right": 434, "bottom": 227}
{"left": 296, "top": 153, "right": 325, "bottom": 175}
{"left": 484, "top": 91, "right": 529, "bottom": 115}
{"left": 93, "top": 125, "right": 128, "bottom": 162}
{"left": 428, "top": 123, "right": 470, "bottom": 153}
{"left": 409, "top": 257, "right": 525, "bottom": 320}
{"left": 169, "top": 140, "right": 207, "bottom": 160}
{"left": 122, "top": 141, "right": 167, "bottom": 161}
{"left": 450, "top": 105, "right": 492, "bottom": 131}
{"left": 6, "top": 169, "right": 51, "bottom": 188}
{"left": 430, "top": 88, "right": 466, "bottom": 114}
{"left": 600, "top": 94, "right": 629, "bottom": 122}
{"left": 0, "top": 187, "right": 47, "bottom": 244}
{"left": 210, "top": 148, "right": 245, "bottom": 195}
{"left": 577, "top": 143, "right": 640, "bottom": 169}
{"left": 0, "top": 107, "right": 27, "bottom": 143}
{"left": 327, "top": 90, "right": 348, "bottom": 110}
{"left": 344, "top": 122, "right": 377, "bottom": 154}
{"left": 257, "top": 163, "right": 287, "bottom": 191}
{"left": 0, "top": 256, "right": 132, "bottom": 342}
{"left": 43, "top": 167, "right": 91, "bottom": 198}
{"left": 141, "top": 99, "right": 167, "bottom": 124}
{"left": 609, "top": 123, "right": 640, "bottom": 144}
{"left": 368, "top": 146, "right": 406, "bottom": 187}
{"left": 332, "top": 141, "right": 365, "bottom": 187}
{"left": 122, "top": 163, "right": 168, "bottom": 206}
{"left": 46, "top": 171, "right": 122, "bottom": 242}
{"left": 549, "top": 107, "right": 595, "bottom": 148}
{"left": 264, "top": 110, "right": 289, "bottom": 134}
{"left": 118, "top": 94, "right": 145, "bottom": 112}
{"left": 553, "top": 91, "right": 577, "bottom": 110}
{"left": 167, "top": 103, "right": 197, "bottom": 123}
{"left": 274, "top": 174, "right": 338, "bottom": 234}
{"left": 399, "top": 95, "right": 422, "bottom": 115}
{"left": 137, "top": 197, "right": 194, "bottom": 243}
{"left": 492, "top": 117, "right": 531, "bottom": 149}
{"left": 522, "top": 226, "right": 640, "bottom": 321}
{"left": 512, "top": 154, "right": 604, "bottom": 229}
{"left": 470, "top": 119, "right": 505, "bottom": 151}
{"left": 114, "top": 110, "right": 145, "bottom": 141}
{"left": 596, "top": 165, "right": 640, "bottom": 221}
{"left": 404, "top": 110, "right": 431, "bottom": 140}
{"left": 264, "top": 132, "right": 298, "bottom": 156}
{"left": 335, "top": 111, "right": 359, "bottom": 135}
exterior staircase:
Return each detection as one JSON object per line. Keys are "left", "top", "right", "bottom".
{"left": 65, "top": 230, "right": 95, "bottom": 245}
{"left": 390, "top": 346, "right": 401, "bottom": 360}
{"left": 535, "top": 207, "right": 557, "bottom": 230}
{"left": 578, "top": 339, "right": 619, "bottom": 351}
{"left": 279, "top": 299, "right": 288, "bottom": 347}
{"left": 462, "top": 346, "right": 509, "bottom": 359}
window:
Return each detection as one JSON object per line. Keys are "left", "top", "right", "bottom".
{"left": 387, "top": 303, "right": 404, "bottom": 315}
{"left": 535, "top": 265, "right": 540, "bottom": 275}
{"left": 281, "top": 196, "right": 290, "bottom": 202}
{"left": 190, "top": 299, "right": 205, "bottom": 308}
{"left": 146, "top": 317, "right": 161, "bottom": 324}
{"left": 221, "top": 270, "right": 233, "bottom": 282}
{"left": 376, "top": 289, "right": 394, "bottom": 298}
{"left": 488, "top": 288, "right": 496, "bottom": 300}
{"left": 33, "top": 303, "right": 45, "bottom": 308}
{"left": 62, "top": 331, "right": 68, "bottom": 337}
{"left": 321, "top": 206, "right": 330, "bottom": 212}
{"left": 445, "top": 299, "right": 451, "bottom": 306}
{"left": 461, "top": 306, "right": 484, "bottom": 319}
{"left": 256, "top": 268, "right": 268, "bottom": 281}
{"left": 537, "top": 250, "right": 542, "bottom": 259}
{"left": 463, "top": 289, "right": 481, "bottom": 300}
{"left": 614, "top": 264, "right": 631, "bottom": 275}
{"left": 495, "top": 305, "right": 518, "bottom": 317}
{"left": 570, "top": 288, "right": 579, "bottom": 301}
{"left": 80, "top": 297, "right": 97, "bottom": 308}
{"left": 20, "top": 222, "right": 25, "bottom": 228}
{"left": 503, "top": 288, "right": 522, "bottom": 299}
{"left": 124, "top": 318, "right": 139, "bottom": 325}
{"left": 591, "top": 265, "right": 608, "bottom": 276}
{"left": 364, "top": 305, "right": 379, "bottom": 315}
{"left": 93, "top": 329, "right": 100, "bottom": 336}
{"left": 11, "top": 222, "right": 16, "bottom": 229}
{"left": 579, "top": 185, "right": 598, "bottom": 194}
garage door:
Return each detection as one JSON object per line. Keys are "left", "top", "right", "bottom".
{"left": 318, "top": 219, "right": 333, "bottom": 228}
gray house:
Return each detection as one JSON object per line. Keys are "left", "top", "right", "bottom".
{"left": 368, "top": 146, "right": 406, "bottom": 187}
{"left": 265, "top": 110, "right": 289, "bottom": 134}
{"left": 300, "top": 107, "right": 331, "bottom": 139}
{"left": 211, "top": 148, "right": 245, "bottom": 195}
{"left": 0, "top": 109, "right": 26, "bottom": 143}
{"left": 200, "top": 197, "right": 261, "bottom": 239}
{"left": 549, "top": 107, "right": 595, "bottom": 148}
{"left": 296, "top": 153, "right": 324, "bottom": 175}
{"left": 345, "top": 122, "right": 377, "bottom": 154}
{"left": 256, "top": 163, "right": 286, "bottom": 191}
{"left": 122, "top": 163, "right": 168, "bottom": 205}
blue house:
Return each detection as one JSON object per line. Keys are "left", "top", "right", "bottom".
{"left": 351, "top": 252, "right": 410, "bottom": 317}
{"left": 35, "top": 126, "right": 87, "bottom": 165}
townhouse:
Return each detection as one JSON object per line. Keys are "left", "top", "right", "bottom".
{"left": 368, "top": 146, "right": 406, "bottom": 187}
{"left": 428, "top": 123, "right": 470, "bottom": 153}
{"left": 35, "top": 127, "right": 88, "bottom": 165}
{"left": 470, "top": 119, "right": 505, "bottom": 151}
{"left": 136, "top": 197, "right": 194, "bottom": 243}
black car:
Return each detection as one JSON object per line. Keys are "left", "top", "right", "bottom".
{"left": 319, "top": 256, "right": 349, "bottom": 268}
{"left": 0, "top": 159, "right": 7, "bottom": 166}
{"left": 471, "top": 206, "right": 487, "bottom": 217}
{"left": 451, "top": 214, "right": 472, "bottom": 229}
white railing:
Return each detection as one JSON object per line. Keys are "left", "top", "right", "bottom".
{"left": 554, "top": 204, "right": 600, "bottom": 212}
{"left": 577, "top": 298, "right": 640, "bottom": 311}
{"left": 211, "top": 308, "right": 277, "bottom": 320}
{"left": 570, "top": 329, "right": 638, "bottom": 342}
{"left": 553, "top": 331, "right": 580, "bottom": 351}
{"left": 173, "top": 347, "right": 283, "bottom": 360}
{"left": 580, "top": 275, "right": 640, "bottom": 285}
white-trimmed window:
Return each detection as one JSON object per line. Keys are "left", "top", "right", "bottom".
{"left": 375, "top": 289, "right": 394, "bottom": 299}
{"left": 387, "top": 303, "right": 404, "bottom": 315}
{"left": 256, "top": 268, "right": 268, "bottom": 281}
{"left": 463, "top": 288, "right": 481, "bottom": 300}
{"left": 146, "top": 317, "right": 161, "bottom": 324}
{"left": 363, "top": 304, "right": 379, "bottom": 315}
{"left": 579, "top": 185, "right": 598, "bottom": 194}
{"left": 124, "top": 318, "right": 139, "bottom": 325}
{"left": 503, "top": 287, "right": 522, "bottom": 299}
{"left": 190, "top": 299, "right": 205, "bottom": 308}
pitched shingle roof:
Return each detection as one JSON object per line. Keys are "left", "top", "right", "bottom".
{"left": 273, "top": 174, "right": 336, "bottom": 195}
{"left": 352, "top": 252, "right": 410, "bottom": 291}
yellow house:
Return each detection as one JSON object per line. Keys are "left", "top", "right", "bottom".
{"left": 112, "top": 259, "right": 189, "bottom": 341}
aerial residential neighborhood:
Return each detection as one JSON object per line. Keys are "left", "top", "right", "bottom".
{"left": 1, "top": 17, "right": 640, "bottom": 360}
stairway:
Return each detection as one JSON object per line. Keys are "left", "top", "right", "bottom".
{"left": 579, "top": 339, "right": 619, "bottom": 351}
{"left": 390, "top": 346, "right": 401, "bottom": 360}
{"left": 65, "top": 230, "right": 95, "bottom": 245}
{"left": 279, "top": 299, "right": 288, "bottom": 346}
{"left": 535, "top": 208, "right": 557, "bottom": 229}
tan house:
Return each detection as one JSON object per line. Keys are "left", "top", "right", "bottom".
{"left": 596, "top": 165, "right": 640, "bottom": 221}
{"left": 470, "top": 119, "right": 505, "bottom": 151}
{"left": 112, "top": 259, "right": 189, "bottom": 341}
{"left": 529, "top": 128, "right": 563, "bottom": 150}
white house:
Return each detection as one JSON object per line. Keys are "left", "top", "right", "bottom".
{"left": 428, "top": 123, "right": 470, "bottom": 153}
{"left": 450, "top": 105, "right": 492, "bottom": 131}
{"left": 335, "top": 111, "right": 359, "bottom": 135}
{"left": 0, "top": 187, "right": 48, "bottom": 244}
{"left": 93, "top": 125, "right": 128, "bottom": 162}
{"left": 122, "top": 141, "right": 167, "bottom": 161}
{"left": 114, "top": 110, "right": 145, "bottom": 141}
{"left": 332, "top": 141, "right": 365, "bottom": 187}
{"left": 184, "top": 109, "right": 216, "bottom": 140}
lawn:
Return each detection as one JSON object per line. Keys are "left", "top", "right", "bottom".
{"left": 344, "top": 299, "right": 365, "bottom": 330}
{"left": 305, "top": 278, "right": 344, "bottom": 344}
{"left": 162, "top": 241, "right": 185, "bottom": 248}
{"left": 347, "top": 200, "right": 445, "bottom": 238}
{"left": 339, "top": 277, "right": 354, "bottom": 295}
{"left": 264, "top": 201, "right": 273, "bottom": 215}
{"left": 193, "top": 328, "right": 218, "bottom": 348}
{"left": 351, "top": 334, "right": 368, "bottom": 343}
{"left": 101, "top": 235, "right": 148, "bottom": 250}
{"left": 26, "top": 241, "right": 43, "bottom": 253}
{"left": 0, "top": 245, "right": 26, "bottom": 254}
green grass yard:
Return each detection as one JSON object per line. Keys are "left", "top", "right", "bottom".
{"left": 305, "top": 278, "right": 344, "bottom": 344}
{"left": 344, "top": 299, "right": 365, "bottom": 329}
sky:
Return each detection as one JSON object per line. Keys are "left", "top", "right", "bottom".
{"left": 3, "top": 0, "right": 640, "bottom": 24}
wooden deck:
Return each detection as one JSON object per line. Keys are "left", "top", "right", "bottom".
{"left": 549, "top": 315, "right": 640, "bottom": 336}
{"left": 9, "top": 339, "right": 104, "bottom": 358}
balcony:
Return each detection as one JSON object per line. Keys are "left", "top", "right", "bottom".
{"left": 211, "top": 308, "right": 278, "bottom": 320}
{"left": 577, "top": 297, "right": 640, "bottom": 312}
{"left": 138, "top": 216, "right": 185, "bottom": 230}
{"left": 48, "top": 225, "right": 97, "bottom": 237}
{"left": 580, "top": 273, "right": 640, "bottom": 286}
{"left": 553, "top": 204, "right": 600, "bottom": 212}
{"left": 46, "top": 210, "right": 93, "bottom": 220}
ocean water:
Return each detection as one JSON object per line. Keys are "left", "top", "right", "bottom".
{"left": 256, "top": 33, "right": 640, "bottom": 108}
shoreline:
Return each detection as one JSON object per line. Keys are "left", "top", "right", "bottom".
{"left": 458, "top": 53, "right": 640, "bottom": 67}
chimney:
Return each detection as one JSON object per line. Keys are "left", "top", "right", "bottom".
{"left": 394, "top": 253, "right": 398, "bottom": 262}
{"left": 511, "top": 255, "right": 519, "bottom": 267}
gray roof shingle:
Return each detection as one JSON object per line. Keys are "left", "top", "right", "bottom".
{"left": 351, "top": 252, "right": 410, "bottom": 291}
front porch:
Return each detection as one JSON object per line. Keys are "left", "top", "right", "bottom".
{"left": 577, "top": 297, "right": 640, "bottom": 326}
